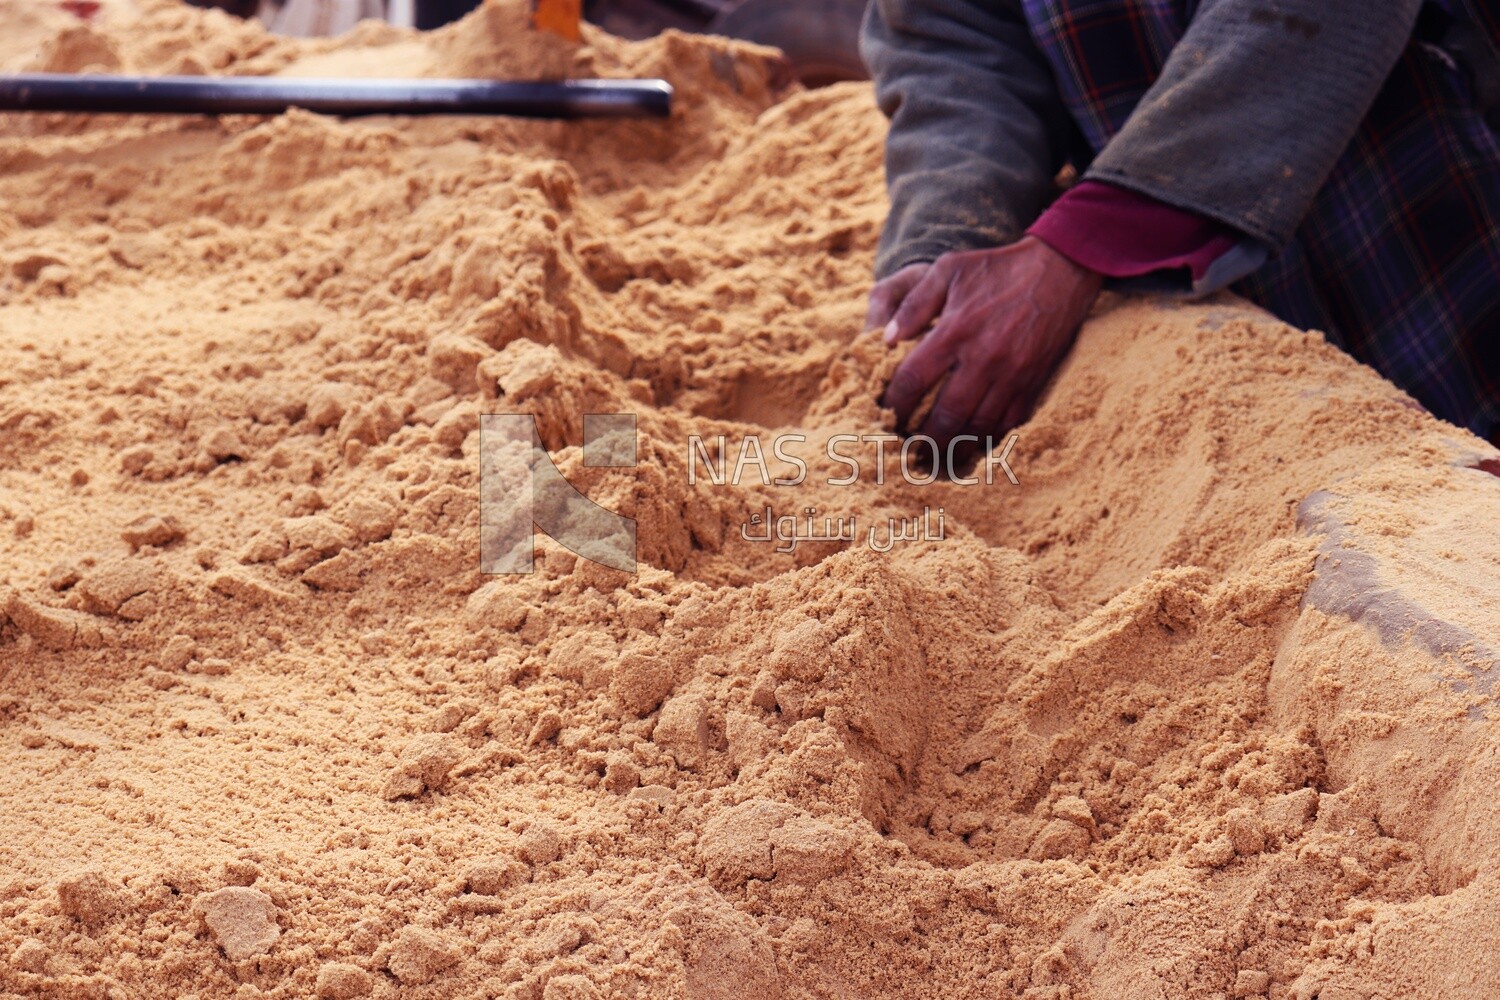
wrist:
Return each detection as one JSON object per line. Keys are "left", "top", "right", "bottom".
{"left": 1022, "top": 235, "right": 1104, "bottom": 298}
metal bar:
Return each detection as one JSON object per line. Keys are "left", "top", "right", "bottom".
{"left": 646, "top": 0, "right": 727, "bottom": 24}
{"left": 0, "top": 73, "right": 673, "bottom": 119}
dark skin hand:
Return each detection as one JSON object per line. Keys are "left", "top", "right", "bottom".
{"left": 868, "top": 236, "right": 1104, "bottom": 463}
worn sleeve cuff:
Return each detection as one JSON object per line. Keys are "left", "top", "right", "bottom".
{"left": 1027, "top": 180, "right": 1267, "bottom": 296}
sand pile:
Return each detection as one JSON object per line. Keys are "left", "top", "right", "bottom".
{"left": 2, "top": 2, "right": 1500, "bottom": 998}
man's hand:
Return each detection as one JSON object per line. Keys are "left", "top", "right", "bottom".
{"left": 866, "top": 262, "right": 932, "bottom": 331}
{"left": 871, "top": 236, "right": 1102, "bottom": 458}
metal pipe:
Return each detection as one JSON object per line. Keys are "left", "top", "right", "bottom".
{"left": 0, "top": 73, "right": 673, "bottom": 119}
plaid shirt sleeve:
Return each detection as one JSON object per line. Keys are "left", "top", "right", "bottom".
{"left": 1020, "top": 0, "right": 1500, "bottom": 439}
{"left": 1076, "top": 0, "right": 1425, "bottom": 249}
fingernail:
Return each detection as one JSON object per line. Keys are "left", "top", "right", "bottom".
{"left": 883, "top": 320, "right": 898, "bottom": 345}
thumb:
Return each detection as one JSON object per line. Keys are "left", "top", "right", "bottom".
{"left": 865, "top": 264, "right": 930, "bottom": 331}
{"left": 884, "top": 264, "right": 950, "bottom": 345}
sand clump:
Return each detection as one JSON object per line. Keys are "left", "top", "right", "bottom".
{"left": 2, "top": 2, "right": 1500, "bottom": 998}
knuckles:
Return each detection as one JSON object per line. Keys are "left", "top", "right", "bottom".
{"left": 886, "top": 368, "right": 927, "bottom": 403}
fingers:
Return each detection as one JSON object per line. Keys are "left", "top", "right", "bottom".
{"left": 882, "top": 332, "right": 957, "bottom": 432}
{"left": 917, "top": 362, "right": 994, "bottom": 456}
{"left": 999, "top": 394, "right": 1030, "bottom": 436}
{"left": 941, "top": 382, "right": 1003, "bottom": 472}
{"left": 865, "top": 264, "right": 929, "bottom": 331}
{"left": 883, "top": 263, "right": 951, "bottom": 345}
{"left": 964, "top": 382, "right": 1014, "bottom": 443}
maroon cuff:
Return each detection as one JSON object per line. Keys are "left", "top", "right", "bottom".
{"left": 1027, "top": 180, "right": 1238, "bottom": 282}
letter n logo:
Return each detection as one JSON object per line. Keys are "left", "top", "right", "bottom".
{"left": 480, "top": 413, "right": 638, "bottom": 574}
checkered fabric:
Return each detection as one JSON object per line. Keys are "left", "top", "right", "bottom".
{"left": 1023, "top": 0, "right": 1500, "bottom": 439}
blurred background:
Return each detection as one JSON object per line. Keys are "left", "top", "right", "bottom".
{"left": 185, "top": 0, "right": 869, "bottom": 84}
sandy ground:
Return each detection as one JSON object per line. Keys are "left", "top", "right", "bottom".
{"left": 2, "top": 2, "right": 1500, "bottom": 998}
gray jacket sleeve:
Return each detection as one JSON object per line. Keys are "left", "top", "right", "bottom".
{"left": 1084, "top": 0, "right": 1423, "bottom": 249}
{"left": 860, "top": 0, "right": 1074, "bottom": 279}
{"left": 865, "top": 0, "right": 1425, "bottom": 278}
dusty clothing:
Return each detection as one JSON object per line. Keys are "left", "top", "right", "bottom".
{"left": 863, "top": 0, "right": 1500, "bottom": 439}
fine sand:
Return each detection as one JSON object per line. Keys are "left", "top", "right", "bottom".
{"left": 2, "top": 3, "right": 1500, "bottom": 998}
